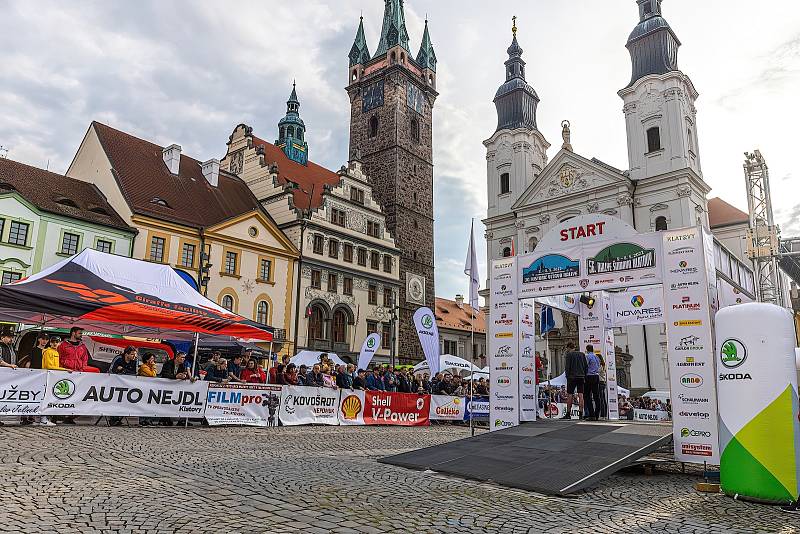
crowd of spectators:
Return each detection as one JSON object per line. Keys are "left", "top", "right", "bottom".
{"left": 619, "top": 395, "right": 671, "bottom": 418}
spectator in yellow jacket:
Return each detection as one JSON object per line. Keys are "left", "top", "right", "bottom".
{"left": 137, "top": 353, "right": 157, "bottom": 377}
{"left": 42, "top": 336, "right": 67, "bottom": 371}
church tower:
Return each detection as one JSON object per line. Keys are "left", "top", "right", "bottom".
{"left": 276, "top": 82, "right": 309, "bottom": 165}
{"left": 346, "top": 1, "right": 438, "bottom": 360}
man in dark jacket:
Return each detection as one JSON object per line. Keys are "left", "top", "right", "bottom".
{"left": 365, "top": 367, "right": 384, "bottom": 391}
{"left": 305, "top": 364, "right": 325, "bottom": 388}
{"left": 160, "top": 352, "right": 190, "bottom": 381}
{"left": 352, "top": 369, "right": 367, "bottom": 390}
{"left": 108, "top": 346, "right": 138, "bottom": 426}
{"left": 336, "top": 364, "right": 353, "bottom": 389}
{"left": 563, "top": 342, "right": 588, "bottom": 420}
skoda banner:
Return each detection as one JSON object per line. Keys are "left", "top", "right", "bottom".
{"left": 41, "top": 372, "right": 209, "bottom": 417}
{"left": 205, "top": 383, "right": 282, "bottom": 427}
{"left": 0, "top": 369, "right": 47, "bottom": 416}
{"left": 278, "top": 385, "right": 339, "bottom": 426}
{"left": 609, "top": 285, "right": 664, "bottom": 326}
{"left": 488, "top": 258, "right": 520, "bottom": 431}
{"left": 413, "top": 307, "right": 440, "bottom": 376}
{"left": 357, "top": 333, "right": 381, "bottom": 371}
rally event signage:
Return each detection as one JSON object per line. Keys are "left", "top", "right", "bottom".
{"left": 463, "top": 397, "right": 489, "bottom": 420}
{"left": 42, "top": 372, "right": 209, "bottom": 417}
{"left": 609, "top": 285, "right": 664, "bottom": 326}
{"left": 0, "top": 369, "right": 47, "bottom": 416}
{"left": 339, "top": 390, "right": 430, "bottom": 426}
{"left": 413, "top": 307, "right": 440, "bottom": 376}
{"left": 633, "top": 409, "right": 671, "bottom": 422}
{"left": 518, "top": 298, "right": 537, "bottom": 422}
{"left": 488, "top": 258, "right": 520, "bottom": 431}
{"left": 205, "top": 383, "right": 282, "bottom": 427}
{"left": 278, "top": 385, "right": 340, "bottom": 426}
{"left": 357, "top": 333, "right": 381, "bottom": 371}
{"left": 429, "top": 395, "right": 466, "bottom": 421}
{"left": 662, "top": 228, "right": 720, "bottom": 464}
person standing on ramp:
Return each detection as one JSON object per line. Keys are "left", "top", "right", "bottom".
{"left": 562, "top": 342, "right": 587, "bottom": 420}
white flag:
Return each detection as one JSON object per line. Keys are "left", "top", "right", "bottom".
{"left": 357, "top": 333, "right": 381, "bottom": 371}
{"left": 464, "top": 220, "right": 481, "bottom": 312}
{"left": 413, "top": 307, "right": 440, "bottom": 376}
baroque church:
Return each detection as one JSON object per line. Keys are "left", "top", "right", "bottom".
{"left": 483, "top": 0, "right": 756, "bottom": 392}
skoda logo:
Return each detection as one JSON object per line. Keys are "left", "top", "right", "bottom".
{"left": 631, "top": 295, "right": 644, "bottom": 307}
{"left": 366, "top": 337, "right": 376, "bottom": 349}
{"left": 720, "top": 339, "right": 746, "bottom": 369}
{"left": 421, "top": 314, "right": 434, "bottom": 329}
{"left": 52, "top": 379, "right": 76, "bottom": 400}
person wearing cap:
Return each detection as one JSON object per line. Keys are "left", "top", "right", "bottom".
{"left": 365, "top": 367, "right": 384, "bottom": 391}
{"left": 0, "top": 331, "right": 17, "bottom": 369}
{"left": 107, "top": 346, "right": 138, "bottom": 427}
{"left": 22, "top": 333, "right": 50, "bottom": 425}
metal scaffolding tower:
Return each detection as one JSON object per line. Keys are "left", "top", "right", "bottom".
{"left": 743, "top": 150, "right": 782, "bottom": 305}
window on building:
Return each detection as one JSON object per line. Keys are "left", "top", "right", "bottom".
{"left": 328, "top": 272, "right": 338, "bottom": 293}
{"left": 655, "top": 216, "right": 668, "bottom": 231}
{"left": 528, "top": 237, "right": 538, "bottom": 253}
{"left": 343, "top": 276, "right": 353, "bottom": 296}
{"left": 329, "top": 239, "right": 339, "bottom": 259}
{"left": 149, "top": 236, "right": 165, "bottom": 263}
{"left": 643, "top": 0, "right": 653, "bottom": 15}
{"left": 410, "top": 118, "right": 420, "bottom": 142}
{"left": 687, "top": 128, "right": 694, "bottom": 153}
{"left": 368, "top": 284, "right": 377, "bottom": 305}
{"left": 383, "top": 255, "right": 392, "bottom": 273}
{"left": 313, "top": 234, "right": 324, "bottom": 254}
{"left": 221, "top": 295, "right": 234, "bottom": 312}
{"left": 287, "top": 126, "right": 295, "bottom": 138}
{"left": 350, "top": 187, "right": 365, "bottom": 205}
{"left": 331, "top": 208, "right": 346, "bottom": 227}
{"left": 343, "top": 243, "right": 354, "bottom": 263}
{"left": 259, "top": 258, "right": 272, "bottom": 281}
{"left": 502, "top": 247, "right": 511, "bottom": 258}
{"left": 8, "top": 221, "right": 29, "bottom": 246}
{"left": 383, "top": 287, "right": 393, "bottom": 307}
{"left": 224, "top": 251, "right": 237, "bottom": 275}
{"left": 180, "top": 243, "right": 195, "bottom": 267}
{"left": 256, "top": 301, "right": 269, "bottom": 325}
{"left": 1, "top": 271, "right": 21, "bottom": 285}
{"left": 370, "top": 251, "right": 380, "bottom": 270}
{"left": 357, "top": 247, "right": 367, "bottom": 266}
{"left": 310, "top": 269, "right": 322, "bottom": 289}
{"left": 96, "top": 239, "right": 113, "bottom": 254}
{"left": 443, "top": 339, "right": 458, "bottom": 356}
{"left": 646, "top": 127, "right": 661, "bottom": 153}
{"left": 60, "top": 232, "right": 80, "bottom": 255}
{"left": 332, "top": 309, "right": 347, "bottom": 343}
{"left": 382, "top": 323, "right": 391, "bottom": 349}
{"left": 499, "top": 173, "right": 510, "bottom": 194}
{"left": 0, "top": 219, "right": 5, "bottom": 241}
{"left": 369, "top": 115, "right": 379, "bottom": 138}
{"left": 367, "top": 320, "right": 378, "bottom": 336}
{"left": 367, "top": 220, "right": 380, "bottom": 237}
{"left": 308, "top": 305, "right": 327, "bottom": 341}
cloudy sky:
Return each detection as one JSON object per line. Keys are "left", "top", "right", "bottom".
{"left": 2, "top": 0, "right": 799, "bottom": 302}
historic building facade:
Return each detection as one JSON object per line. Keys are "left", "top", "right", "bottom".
{"left": 219, "top": 86, "right": 401, "bottom": 364}
{"left": 483, "top": 1, "right": 757, "bottom": 392}
{"left": 345, "top": 1, "right": 438, "bottom": 360}
{"left": 67, "top": 122, "right": 299, "bottom": 355}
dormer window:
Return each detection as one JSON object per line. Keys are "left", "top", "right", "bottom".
{"left": 55, "top": 197, "right": 78, "bottom": 208}
{"left": 88, "top": 206, "right": 109, "bottom": 216}
{"left": 151, "top": 197, "right": 170, "bottom": 208}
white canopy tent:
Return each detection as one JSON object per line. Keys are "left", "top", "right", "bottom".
{"left": 413, "top": 354, "right": 475, "bottom": 375}
{"left": 290, "top": 350, "right": 346, "bottom": 368}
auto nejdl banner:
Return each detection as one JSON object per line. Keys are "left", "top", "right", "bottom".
{"left": 41, "top": 371, "right": 209, "bottom": 417}
{"left": 278, "top": 385, "right": 340, "bottom": 426}
{"left": 338, "top": 390, "right": 430, "bottom": 426}
{"left": 205, "top": 383, "right": 282, "bottom": 427}
{"left": 0, "top": 368, "right": 48, "bottom": 416}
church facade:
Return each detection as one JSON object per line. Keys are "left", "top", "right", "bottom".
{"left": 483, "top": 0, "right": 756, "bottom": 392}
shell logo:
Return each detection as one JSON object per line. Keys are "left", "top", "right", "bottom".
{"left": 452, "top": 398, "right": 461, "bottom": 405}
{"left": 340, "top": 395, "right": 363, "bottom": 420}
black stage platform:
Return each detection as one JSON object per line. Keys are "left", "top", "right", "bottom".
{"left": 380, "top": 420, "right": 672, "bottom": 495}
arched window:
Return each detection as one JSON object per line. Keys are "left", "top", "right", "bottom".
{"left": 369, "top": 115, "right": 379, "bottom": 138}
{"left": 287, "top": 125, "right": 295, "bottom": 138}
{"left": 646, "top": 127, "right": 661, "bottom": 153}
{"left": 687, "top": 128, "right": 693, "bottom": 152}
{"left": 332, "top": 309, "right": 347, "bottom": 344}
{"left": 296, "top": 128, "right": 303, "bottom": 141}
{"left": 500, "top": 173, "right": 510, "bottom": 194}
{"left": 400, "top": 52, "right": 405, "bottom": 63}
{"left": 390, "top": 52, "right": 396, "bottom": 64}
{"left": 655, "top": 216, "right": 668, "bottom": 231}
{"left": 410, "top": 118, "right": 420, "bottom": 142}
{"left": 256, "top": 301, "right": 269, "bottom": 324}
{"left": 279, "top": 127, "right": 285, "bottom": 139}
{"left": 502, "top": 247, "right": 511, "bottom": 258}
{"left": 528, "top": 237, "right": 538, "bottom": 253}
{"left": 221, "top": 295, "right": 234, "bottom": 312}
{"left": 308, "top": 305, "right": 327, "bottom": 342}
{"left": 352, "top": 69, "right": 358, "bottom": 82}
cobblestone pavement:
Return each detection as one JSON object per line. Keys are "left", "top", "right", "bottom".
{"left": 0, "top": 423, "right": 796, "bottom": 533}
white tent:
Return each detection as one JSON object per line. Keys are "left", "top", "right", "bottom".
{"left": 290, "top": 350, "right": 346, "bottom": 368}
{"left": 542, "top": 373, "right": 567, "bottom": 387}
{"left": 413, "top": 354, "right": 474, "bottom": 375}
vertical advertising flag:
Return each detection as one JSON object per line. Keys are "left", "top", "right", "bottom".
{"left": 357, "top": 333, "right": 381, "bottom": 371}
{"left": 464, "top": 220, "right": 481, "bottom": 311}
{"left": 489, "top": 258, "right": 520, "bottom": 431}
{"left": 518, "top": 298, "right": 537, "bottom": 421}
{"left": 413, "top": 307, "right": 440, "bottom": 376}
{"left": 604, "top": 326, "right": 619, "bottom": 420}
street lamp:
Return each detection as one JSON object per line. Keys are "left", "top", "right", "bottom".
{"left": 291, "top": 183, "right": 315, "bottom": 356}
{"left": 388, "top": 304, "right": 399, "bottom": 367}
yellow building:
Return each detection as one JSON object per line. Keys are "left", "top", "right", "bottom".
{"left": 67, "top": 122, "right": 299, "bottom": 354}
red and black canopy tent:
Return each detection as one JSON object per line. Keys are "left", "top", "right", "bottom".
{"left": 0, "top": 249, "right": 273, "bottom": 343}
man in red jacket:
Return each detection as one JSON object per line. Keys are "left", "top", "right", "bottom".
{"left": 57, "top": 327, "right": 92, "bottom": 372}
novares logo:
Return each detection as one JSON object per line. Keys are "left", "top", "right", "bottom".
{"left": 631, "top": 295, "right": 644, "bottom": 307}
{"left": 421, "top": 314, "right": 434, "bottom": 329}
{"left": 720, "top": 339, "right": 746, "bottom": 368}
{"left": 52, "top": 379, "right": 76, "bottom": 400}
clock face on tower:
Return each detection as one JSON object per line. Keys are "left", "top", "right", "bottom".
{"left": 362, "top": 80, "right": 385, "bottom": 112}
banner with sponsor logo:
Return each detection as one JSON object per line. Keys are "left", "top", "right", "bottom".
{"left": 518, "top": 298, "right": 537, "bottom": 421}
{"left": 609, "top": 285, "right": 664, "bottom": 326}
{"left": 463, "top": 397, "right": 489, "bottom": 420}
{"left": 633, "top": 409, "right": 671, "bottom": 422}
{"left": 604, "top": 324, "right": 619, "bottom": 420}
{"left": 429, "top": 395, "right": 466, "bottom": 421}
{"left": 338, "top": 390, "right": 430, "bottom": 426}
{"left": 579, "top": 298, "right": 603, "bottom": 351}
{"left": 718, "top": 277, "right": 754, "bottom": 309}
{"left": 413, "top": 307, "right": 440, "bottom": 376}
{"left": 41, "top": 372, "right": 208, "bottom": 417}
{"left": 205, "top": 383, "right": 282, "bottom": 427}
{"left": 538, "top": 402, "right": 581, "bottom": 419}
{"left": 489, "top": 258, "right": 520, "bottom": 431}
{"left": 357, "top": 333, "right": 381, "bottom": 371}
{"left": 278, "top": 385, "right": 339, "bottom": 426}
{"left": 0, "top": 368, "right": 47, "bottom": 416}
{"left": 537, "top": 293, "right": 579, "bottom": 314}
{"left": 662, "top": 227, "right": 720, "bottom": 464}
{"left": 338, "top": 390, "right": 366, "bottom": 425}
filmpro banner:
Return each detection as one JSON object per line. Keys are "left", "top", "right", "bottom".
{"left": 464, "top": 397, "right": 489, "bottom": 420}
{"left": 0, "top": 368, "right": 47, "bottom": 416}
{"left": 488, "top": 258, "right": 520, "bottom": 431}
{"left": 634, "top": 409, "right": 671, "bottom": 422}
{"left": 278, "top": 386, "right": 339, "bottom": 426}
{"left": 609, "top": 285, "right": 664, "bottom": 326}
{"left": 413, "top": 307, "right": 440, "bottom": 376}
{"left": 205, "top": 383, "right": 282, "bottom": 427}
{"left": 429, "top": 395, "right": 466, "bottom": 421}
{"left": 518, "top": 298, "right": 537, "bottom": 422}
{"left": 662, "top": 227, "right": 720, "bottom": 464}
{"left": 41, "top": 372, "right": 208, "bottom": 417}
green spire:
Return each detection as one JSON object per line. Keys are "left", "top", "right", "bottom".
{"left": 374, "top": 0, "right": 410, "bottom": 58}
{"left": 415, "top": 19, "right": 436, "bottom": 72}
{"left": 349, "top": 16, "right": 371, "bottom": 66}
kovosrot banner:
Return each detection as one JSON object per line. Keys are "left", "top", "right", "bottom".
{"left": 42, "top": 372, "right": 209, "bottom": 417}
{"left": 0, "top": 369, "right": 47, "bottom": 416}
{"left": 205, "top": 383, "right": 282, "bottom": 427}
{"left": 278, "top": 385, "right": 339, "bottom": 426}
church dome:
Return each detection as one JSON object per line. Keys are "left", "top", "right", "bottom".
{"left": 627, "top": 15, "right": 673, "bottom": 43}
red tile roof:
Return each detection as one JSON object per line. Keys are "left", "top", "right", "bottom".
{"left": 708, "top": 197, "right": 749, "bottom": 228}
{"left": 93, "top": 122, "right": 261, "bottom": 227}
{"left": 434, "top": 297, "right": 486, "bottom": 334}
{"left": 250, "top": 135, "right": 340, "bottom": 210}
{"left": 0, "top": 157, "right": 133, "bottom": 231}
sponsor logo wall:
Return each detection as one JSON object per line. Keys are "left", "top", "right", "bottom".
{"left": 278, "top": 385, "right": 340, "bottom": 426}
{"left": 0, "top": 369, "right": 47, "bottom": 416}
{"left": 489, "top": 258, "right": 520, "bottom": 431}
{"left": 205, "top": 383, "right": 282, "bottom": 427}
{"left": 518, "top": 298, "right": 537, "bottom": 422}
{"left": 609, "top": 285, "right": 664, "bottom": 326}
{"left": 662, "top": 228, "right": 720, "bottom": 464}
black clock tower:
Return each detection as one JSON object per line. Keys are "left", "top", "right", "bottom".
{"left": 346, "top": 3, "right": 438, "bottom": 361}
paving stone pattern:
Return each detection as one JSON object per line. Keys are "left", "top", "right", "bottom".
{"left": 0, "top": 424, "right": 796, "bottom": 533}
